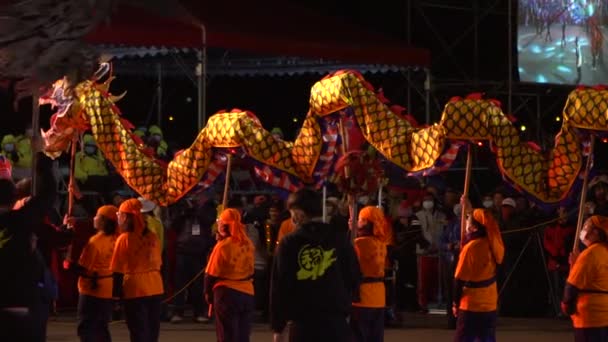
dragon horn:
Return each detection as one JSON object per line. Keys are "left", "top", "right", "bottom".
{"left": 109, "top": 90, "right": 127, "bottom": 103}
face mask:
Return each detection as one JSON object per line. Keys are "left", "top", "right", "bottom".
{"left": 84, "top": 146, "right": 97, "bottom": 155}
{"left": 422, "top": 200, "right": 434, "bottom": 210}
{"left": 589, "top": 207, "right": 595, "bottom": 215}
{"left": 3, "top": 144, "right": 14, "bottom": 152}
{"left": 453, "top": 204, "right": 462, "bottom": 217}
{"left": 483, "top": 200, "right": 493, "bottom": 208}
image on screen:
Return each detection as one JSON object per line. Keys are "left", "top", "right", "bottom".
{"left": 518, "top": 1, "right": 607, "bottom": 85}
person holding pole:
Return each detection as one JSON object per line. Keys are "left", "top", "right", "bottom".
{"left": 351, "top": 206, "right": 388, "bottom": 342}
{"left": 73, "top": 205, "right": 119, "bottom": 342}
{"left": 111, "top": 199, "right": 164, "bottom": 342}
{"left": 561, "top": 215, "right": 608, "bottom": 341}
{"left": 204, "top": 208, "right": 255, "bottom": 342}
{"left": 452, "top": 196, "right": 504, "bottom": 342}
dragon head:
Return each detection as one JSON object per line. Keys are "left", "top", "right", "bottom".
{"left": 40, "top": 77, "right": 88, "bottom": 158}
{"left": 40, "top": 63, "right": 117, "bottom": 158}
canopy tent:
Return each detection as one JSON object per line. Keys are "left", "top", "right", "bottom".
{"left": 84, "top": 1, "right": 433, "bottom": 128}
{"left": 84, "top": 1, "right": 430, "bottom": 68}
{"left": 96, "top": 47, "right": 417, "bottom": 77}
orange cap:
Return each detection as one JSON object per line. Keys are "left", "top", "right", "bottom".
{"left": 358, "top": 206, "right": 388, "bottom": 242}
{"left": 119, "top": 198, "right": 142, "bottom": 215}
{"left": 118, "top": 198, "right": 145, "bottom": 234}
{"left": 97, "top": 205, "right": 118, "bottom": 222}
{"left": 219, "top": 208, "right": 247, "bottom": 243}
{"left": 472, "top": 208, "right": 504, "bottom": 264}
{"left": 589, "top": 215, "right": 608, "bottom": 235}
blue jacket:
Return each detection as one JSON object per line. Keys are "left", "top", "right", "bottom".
{"left": 439, "top": 218, "right": 461, "bottom": 262}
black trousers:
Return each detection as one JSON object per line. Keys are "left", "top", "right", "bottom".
{"left": 442, "top": 257, "right": 458, "bottom": 328}
{"left": 454, "top": 310, "right": 497, "bottom": 342}
{"left": 0, "top": 307, "right": 44, "bottom": 342}
{"left": 124, "top": 295, "right": 162, "bottom": 342}
{"left": 174, "top": 253, "right": 206, "bottom": 317}
{"left": 214, "top": 286, "right": 254, "bottom": 342}
{"left": 350, "top": 307, "right": 384, "bottom": 342}
{"left": 0, "top": 286, "right": 48, "bottom": 342}
{"left": 253, "top": 268, "right": 269, "bottom": 318}
{"left": 289, "top": 317, "right": 351, "bottom": 342}
{"left": 574, "top": 327, "right": 608, "bottom": 342}
{"left": 77, "top": 294, "right": 113, "bottom": 342}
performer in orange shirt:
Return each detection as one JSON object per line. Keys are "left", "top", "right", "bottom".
{"left": 204, "top": 208, "right": 255, "bottom": 342}
{"left": 562, "top": 215, "right": 608, "bottom": 341}
{"left": 74, "top": 205, "right": 119, "bottom": 342}
{"left": 275, "top": 217, "right": 296, "bottom": 248}
{"left": 111, "top": 199, "right": 163, "bottom": 342}
{"left": 452, "top": 197, "right": 504, "bottom": 342}
{"left": 351, "top": 206, "right": 388, "bottom": 342}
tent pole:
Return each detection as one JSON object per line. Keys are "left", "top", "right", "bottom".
{"left": 322, "top": 184, "right": 327, "bottom": 223}
{"left": 425, "top": 68, "right": 431, "bottom": 124}
{"left": 156, "top": 63, "right": 162, "bottom": 126}
{"left": 197, "top": 51, "right": 203, "bottom": 130}
{"left": 406, "top": 0, "right": 412, "bottom": 114}
{"left": 31, "top": 88, "right": 39, "bottom": 196}
{"left": 508, "top": 0, "right": 513, "bottom": 115}
{"left": 202, "top": 24, "right": 207, "bottom": 128}
{"left": 197, "top": 23, "right": 208, "bottom": 130}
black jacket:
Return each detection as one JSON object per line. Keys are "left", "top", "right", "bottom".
{"left": 172, "top": 202, "right": 216, "bottom": 256}
{"left": 270, "top": 221, "right": 361, "bottom": 332}
{"left": 0, "top": 153, "right": 56, "bottom": 308}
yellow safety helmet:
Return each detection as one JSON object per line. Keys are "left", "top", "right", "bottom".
{"left": 271, "top": 127, "right": 283, "bottom": 137}
{"left": 148, "top": 125, "right": 163, "bottom": 137}
{"left": 83, "top": 134, "right": 96, "bottom": 145}
{"left": 1, "top": 134, "right": 16, "bottom": 145}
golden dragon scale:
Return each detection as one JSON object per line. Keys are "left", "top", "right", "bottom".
{"left": 42, "top": 70, "right": 607, "bottom": 206}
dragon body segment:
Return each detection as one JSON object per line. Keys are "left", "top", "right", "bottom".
{"left": 42, "top": 70, "right": 608, "bottom": 206}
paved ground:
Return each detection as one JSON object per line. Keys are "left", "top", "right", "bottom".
{"left": 48, "top": 312, "right": 575, "bottom": 342}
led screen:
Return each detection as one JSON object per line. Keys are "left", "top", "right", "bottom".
{"left": 518, "top": 1, "right": 606, "bottom": 84}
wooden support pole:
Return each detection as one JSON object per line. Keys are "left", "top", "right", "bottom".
{"left": 67, "top": 135, "right": 78, "bottom": 216}
{"left": 573, "top": 136, "right": 595, "bottom": 254}
{"left": 461, "top": 144, "right": 473, "bottom": 247}
{"left": 222, "top": 154, "right": 233, "bottom": 208}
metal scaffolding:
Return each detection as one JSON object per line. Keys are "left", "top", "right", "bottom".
{"left": 409, "top": 0, "right": 569, "bottom": 146}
